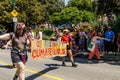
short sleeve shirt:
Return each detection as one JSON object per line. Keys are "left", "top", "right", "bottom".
{"left": 105, "top": 30, "right": 115, "bottom": 42}
{"left": 61, "top": 35, "right": 70, "bottom": 44}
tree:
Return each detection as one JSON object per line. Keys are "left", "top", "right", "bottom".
{"left": 68, "top": 0, "right": 92, "bottom": 11}
{"left": 50, "top": 7, "right": 95, "bottom": 25}
{"left": 0, "top": 0, "right": 65, "bottom": 29}
{"left": 0, "top": 0, "right": 13, "bottom": 31}
{"left": 40, "top": 0, "right": 65, "bottom": 14}
{"left": 15, "top": 0, "right": 45, "bottom": 25}
{"left": 97, "top": 0, "right": 120, "bottom": 14}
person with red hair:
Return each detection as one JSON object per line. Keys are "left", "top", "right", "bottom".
{"left": 88, "top": 31, "right": 108, "bottom": 63}
{"left": 0, "top": 22, "right": 31, "bottom": 80}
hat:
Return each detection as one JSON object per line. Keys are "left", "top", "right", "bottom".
{"left": 63, "top": 29, "right": 69, "bottom": 32}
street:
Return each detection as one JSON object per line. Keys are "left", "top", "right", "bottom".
{"left": 0, "top": 49, "right": 120, "bottom": 80}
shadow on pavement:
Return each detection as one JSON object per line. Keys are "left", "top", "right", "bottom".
{"left": 25, "top": 64, "right": 59, "bottom": 80}
{"left": 52, "top": 56, "right": 103, "bottom": 64}
{"left": 0, "top": 65, "right": 13, "bottom": 69}
{"left": 105, "top": 61, "right": 120, "bottom": 66}
{"left": 53, "top": 53, "right": 120, "bottom": 65}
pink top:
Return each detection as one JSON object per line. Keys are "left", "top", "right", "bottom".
{"left": 91, "top": 36, "right": 100, "bottom": 44}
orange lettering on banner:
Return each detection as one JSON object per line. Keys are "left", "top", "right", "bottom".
{"left": 54, "top": 42, "right": 58, "bottom": 47}
{"left": 52, "top": 48, "right": 56, "bottom": 56}
{"left": 54, "top": 49, "right": 57, "bottom": 55}
{"left": 38, "top": 49, "right": 41, "bottom": 58}
{"left": 44, "top": 49, "right": 48, "bottom": 57}
{"left": 62, "top": 48, "right": 66, "bottom": 55}
{"left": 31, "top": 39, "right": 67, "bottom": 60}
{"left": 36, "top": 40, "right": 42, "bottom": 47}
{"left": 56, "top": 48, "right": 60, "bottom": 55}
{"left": 32, "top": 50, "right": 37, "bottom": 60}
{"left": 40, "top": 49, "right": 45, "bottom": 59}
{"left": 47, "top": 48, "right": 52, "bottom": 57}
{"left": 37, "top": 49, "right": 41, "bottom": 58}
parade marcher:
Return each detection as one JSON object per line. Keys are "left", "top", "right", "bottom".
{"left": 35, "top": 28, "right": 42, "bottom": 40}
{"left": 0, "top": 22, "right": 31, "bottom": 80}
{"left": 61, "top": 29, "right": 77, "bottom": 67}
{"left": 88, "top": 31, "right": 108, "bottom": 63}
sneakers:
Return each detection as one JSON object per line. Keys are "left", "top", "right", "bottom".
{"left": 62, "top": 62, "right": 66, "bottom": 66}
{"left": 88, "top": 60, "right": 92, "bottom": 64}
{"left": 62, "top": 62, "right": 78, "bottom": 67}
{"left": 13, "top": 77, "right": 17, "bottom": 80}
{"left": 13, "top": 75, "right": 18, "bottom": 80}
{"left": 72, "top": 63, "right": 78, "bottom": 67}
{"left": 98, "top": 60, "right": 103, "bottom": 63}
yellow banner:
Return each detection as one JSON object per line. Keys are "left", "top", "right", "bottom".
{"left": 31, "top": 39, "right": 67, "bottom": 60}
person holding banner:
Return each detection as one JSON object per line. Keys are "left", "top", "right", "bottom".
{"left": 61, "top": 29, "right": 77, "bottom": 67}
{"left": 35, "top": 28, "right": 42, "bottom": 40}
{"left": 88, "top": 31, "right": 108, "bottom": 63}
{"left": 0, "top": 22, "right": 31, "bottom": 80}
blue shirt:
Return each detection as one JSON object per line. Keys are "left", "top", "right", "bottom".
{"left": 105, "top": 30, "right": 115, "bottom": 42}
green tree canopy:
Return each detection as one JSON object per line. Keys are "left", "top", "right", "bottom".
{"left": 50, "top": 7, "right": 95, "bottom": 25}
{"left": 97, "top": 0, "right": 120, "bottom": 14}
{"left": 68, "top": 0, "right": 92, "bottom": 11}
{"left": 0, "top": 0, "right": 65, "bottom": 31}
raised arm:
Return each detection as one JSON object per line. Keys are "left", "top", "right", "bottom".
{"left": 0, "top": 33, "right": 11, "bottom": 40}
{"left": 99, "top": 37, "right": 109, "bottom": 41}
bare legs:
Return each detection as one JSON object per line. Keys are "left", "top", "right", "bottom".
{"left": 62, "top": 49, "right": 77, "bottom": 67}
{"left": 14, "top": 62, "right": 25, "bottom": 80}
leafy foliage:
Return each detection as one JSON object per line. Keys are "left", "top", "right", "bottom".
{"left": 68, "top": 0, "right": 92, "bottom": 11}
{"left": 0, "top": 0, "right": 65, "bottom": 31}
{"left": 97, "top": 0, "right": 120, "bottom": 14}
{"left": 112, "top": 13, "right": 120, "bottom": 33}
{"left": 50, "top": 7, "right": 95, "bottom": 25}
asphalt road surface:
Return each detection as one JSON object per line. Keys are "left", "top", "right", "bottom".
{"left": 0, "top": 49, "right": 120, "bottom": 80}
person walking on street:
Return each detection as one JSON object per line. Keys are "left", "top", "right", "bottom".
{"left": 0, "top": 22, "right": 31, "bottom": 80}
{"left": 61, "top": 29, "right": 77, "bottom": 67}
{"left": 88, "top": 31, "right": 108, "bottom": 63}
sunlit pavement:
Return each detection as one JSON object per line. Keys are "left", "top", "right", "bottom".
{"left": 0, "top": 49, "right": 120, "bottom": 80}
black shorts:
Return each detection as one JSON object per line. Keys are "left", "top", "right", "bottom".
{"left": 11, "top": 50, "right": 27, "bottom": 64}
{"left": 11, "top": 52, "right": 22, "bottom": 63}
{"left": 67, "top": 45, "right": 71, "bottom": 50}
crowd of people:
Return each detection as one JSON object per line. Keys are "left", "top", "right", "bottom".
{"left": 0, "top": 12, "right": 119, "bottom": 80}
{"left": 55, "top": 25, "right": 120, "bottom": 61}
